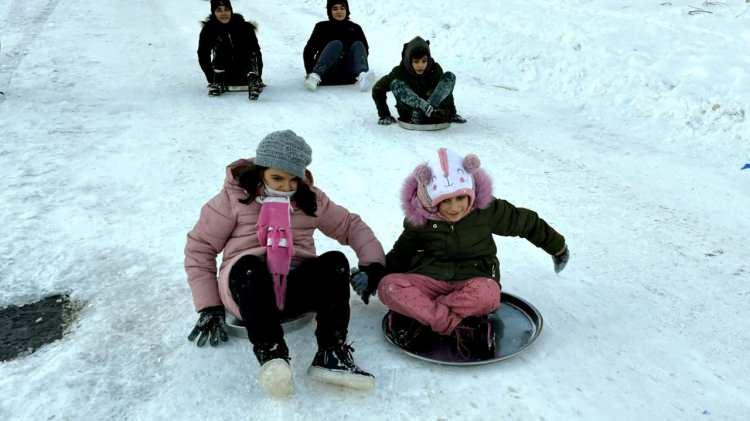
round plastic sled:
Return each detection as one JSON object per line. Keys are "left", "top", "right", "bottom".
{"left": 382, "top": 293, "right": 543, "bottom": 366}
{"left": 226, "top": 312, "right": 314, "bottom": 338}
{"left": 397, "top": 120, "right": 451, "bottom": 131}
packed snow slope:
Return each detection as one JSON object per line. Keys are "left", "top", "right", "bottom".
{"left": 1, "top": 0, "right": 749, "bottom": 419}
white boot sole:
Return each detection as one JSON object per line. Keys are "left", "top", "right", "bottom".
{"left": 307, "top": 366, "right": 376, "bottom": 390}
{"left": 304, "top": 77, "right": 320, "bottom": 92}
{"left": 259, "top": 359, "right": 293, "bottom": 397}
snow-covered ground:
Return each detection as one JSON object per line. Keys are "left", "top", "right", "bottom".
{"left": 1, "top": 0, "right": 749, "bottom": 419}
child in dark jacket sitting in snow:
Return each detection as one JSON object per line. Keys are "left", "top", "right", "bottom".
{"left": 371, "top": 36, "right": 466, "bottom": 125}
{"left": 303, "top": 0, "right": 373, "bottom": 92}
{"left": 197, "top": 0, "right": 264, "bottom": 99}
{"left": 351, "top": 148, "right": 569, "bottom": 355}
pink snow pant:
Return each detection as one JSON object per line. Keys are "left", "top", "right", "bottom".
{"left": 378, "top": 273, "right": 501, "bottom": 335}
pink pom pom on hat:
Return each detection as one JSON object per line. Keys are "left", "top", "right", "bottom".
{"left": 415, "top": 148, "right": 480, "bottom": 211}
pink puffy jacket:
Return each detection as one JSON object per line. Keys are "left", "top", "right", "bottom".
{"left": 184, "top": 159, "right": 386, "bottom": 313}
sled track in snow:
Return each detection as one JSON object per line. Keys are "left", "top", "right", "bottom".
{"left": 0, "top": 0, "right": 62, "bottom": 102}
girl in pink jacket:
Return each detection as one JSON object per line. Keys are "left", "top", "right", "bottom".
{"left": 184, "top": 130, "right": 386, "bottom": 397}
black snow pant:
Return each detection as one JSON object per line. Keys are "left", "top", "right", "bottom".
{"left": 212, "top": 41, "right": 263, "bottom": 85}
{"left": 391, "top": 72, "right": 457, "bottom": 123}
{"left": 228, "top": 251, "right": 351, "bottom": 351}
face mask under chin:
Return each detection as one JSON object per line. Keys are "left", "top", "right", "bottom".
{"left": 263, "top": 184, "right": 296, "bottom": 198}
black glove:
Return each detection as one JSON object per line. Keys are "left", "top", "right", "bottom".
{"left": 188, "top": 305, "right": 229, "bottom": 347}
{"left": 378, "top": 116, "right": 396, "bottom": 125}
{"left": 350, "top": 263, "right": 386, "bottom": 304}
{"left": 553, "top": 245, "right": 570, "bottom": 274}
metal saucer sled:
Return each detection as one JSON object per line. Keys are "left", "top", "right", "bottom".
{"left": 226, "top": 312, "right": 314, "bottom": 338}
{"left": 382, "top": 293, "right": 543, "bottom": 366}
{"left": 397, "top": 120, "right": 451, "bottom": 131}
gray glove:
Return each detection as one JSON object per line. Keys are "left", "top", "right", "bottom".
{"left": 378, "top": 116, "right": 396, "bottom": 125}
{"left": 553, "top": 245, "right": 570, "bottom": 274}
{"left": 188, "top": 306, "right": 229, "bottom": 347}
{"left": 350, "top": 263, "right": 385, "bottom": 304}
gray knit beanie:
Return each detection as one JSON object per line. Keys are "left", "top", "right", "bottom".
{"left": 255, "top": 130, "right": 312, "bottom": 179}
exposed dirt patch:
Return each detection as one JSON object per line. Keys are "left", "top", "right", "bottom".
{"left": 0, "top": 294, "right": 83, "bottom": 361}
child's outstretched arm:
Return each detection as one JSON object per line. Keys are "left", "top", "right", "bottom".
{"left": 372, "top": 71, "right": 397, "bottom": 124}
{"left": 490, "top": 198, "right": 566, "bottom": 258}
{"left": 185, "top": 189, "right": 238, "bottom": 311}
{"left": 303, "top": 23, "right": 323, "bottom": 75}
{"left": 315, "top": 189, "right": 386, "bottom": 266}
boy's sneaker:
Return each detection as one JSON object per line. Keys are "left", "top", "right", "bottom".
{"left": 450, "top": 113, "right": 467, "bottom": 124}
{"left": 304, "top": 73, "right": 322, "bottom": 91}
{"left": 355, "top": 71, "right": 374, "bottom": 91}
{"left": 247, "top": 72, "right": 263, "bottom": 101}
{"left": 308, "top": 343, "right": 375, "bottom": 390}
{"left": 452, "top": 315, "right": 496, "bottom": 360}
{"left": 254, "top": 342, "right": 293, "bottom": 397}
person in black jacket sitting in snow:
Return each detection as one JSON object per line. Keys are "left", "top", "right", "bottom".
{"left": 197, "top": 0, "right": 264, "bottom": 100}
{"left": 303, "top": 1, "right": 373, "bottom": 92}
{"left": 371, "top": 36, "right": 466, "bottom": 125}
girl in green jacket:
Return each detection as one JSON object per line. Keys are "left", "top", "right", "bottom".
{"left": 352, "top": 148, "right": 569, "bottom": 354}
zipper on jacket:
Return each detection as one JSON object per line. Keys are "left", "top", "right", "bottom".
{"left": 491, "top": 264, "right": 496, "bottom": 278}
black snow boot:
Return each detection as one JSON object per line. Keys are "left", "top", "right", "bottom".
{"left": 247, "top": 71, "right": 263, "bottom": 101}
{"left": 386, "top": 311, "right": 435, "bottom": 352}
{"left": 308, "top": 341, "right": 375, "bottom": 390}
{"left": 452, "top": 315, "right": 496, "bottom": 360}
{"left": 208, "top": 70, "right": 227, "bottom": 96}
{"left": 253, "top": 341, "right": 290, "bottom": 365}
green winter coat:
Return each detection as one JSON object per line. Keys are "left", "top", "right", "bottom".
{"left": 371, "top": 36, "right": 456, "bottom": 119}
{"left": 386, "top": 198, "right": 566, "bottom": 283}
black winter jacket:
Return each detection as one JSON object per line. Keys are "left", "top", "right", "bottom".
{"left": 303, "top": 19, "right": 369, "bottom": 75}
{"left": 197, "top": 14, "right": 261, "bottom": 83}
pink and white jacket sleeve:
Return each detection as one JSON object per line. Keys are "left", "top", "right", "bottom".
{"left": 184, "top": 189, "right": 237, "bottom": 311}
{"left": 315, "top": 189, "right": 386, "bottom": 266}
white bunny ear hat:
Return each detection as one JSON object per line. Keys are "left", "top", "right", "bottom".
{"left": 413, "top": 147, "right": 482, "bottom": 211}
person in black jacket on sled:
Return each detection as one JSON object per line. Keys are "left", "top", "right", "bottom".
{"left": 303, "top": 1, "right": 373, "bottom": 92}
{"left": 372, "top": 36, "right": 466, "bottom": 125}
{"left": 197, "top": 0, "right": 264, "bottom": 100}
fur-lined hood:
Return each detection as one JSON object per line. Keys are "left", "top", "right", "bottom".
{"left": 400, "top": 155, "right": 494, "bottom": 226}
{"left": 401, "top": 36, "right": 435, "bottom": 76}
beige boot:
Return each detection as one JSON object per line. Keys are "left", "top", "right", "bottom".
{"left": 259, "top": 358, "right": 293, "bottom": 397}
